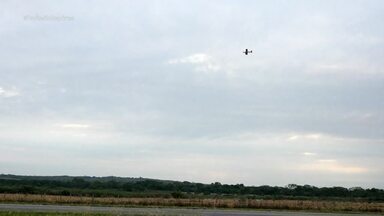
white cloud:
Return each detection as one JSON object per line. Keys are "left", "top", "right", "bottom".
{"left": 308, "top": 61, "right": 384, "bottom": 76}
{"left": 168, "top": 53, "right": 211, "bottom": 64}
{"left": 300, "top": 159, "right": 368, "bottom": 174}
{"left": 195, "top": 62, "right": 221, "bottom": 73}
{"left": 57, "top": 123, "right": 90, "bottom": 129}
{"left": 303, "top": 152, "right": 317, "bottom": 156}
{"left": 167, "top": 53, "right": 221, "bottom": 73}
{"left": 287, "top": 133, "right": 322, "bottom": 141}
{"left": 0, "top": 87, "right": 20, "bottom": 98}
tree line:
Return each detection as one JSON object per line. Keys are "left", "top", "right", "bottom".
{"left": 0, "top": 176, "right": 383, "bottom": 201}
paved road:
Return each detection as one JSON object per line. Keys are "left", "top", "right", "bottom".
{"left": 0, "top": 203, "right": 376, "bottom": 216}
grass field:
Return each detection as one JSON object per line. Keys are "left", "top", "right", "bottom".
{"left": 1, "top": 193, "right": 383, "bottom": 213}
{"left": 0, "top": 213, "right": 115, "bottom": 216}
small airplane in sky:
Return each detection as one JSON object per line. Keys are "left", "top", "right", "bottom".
{"left": 243, "top": 49, "right": 252, "bottom": 55}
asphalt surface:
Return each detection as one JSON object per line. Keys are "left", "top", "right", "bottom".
{"left": 0, "top": 203, "right": 376, "bottom": 216}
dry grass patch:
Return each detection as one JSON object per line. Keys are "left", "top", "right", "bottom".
{"left": 1, "top": 193, "right": 383, "bottom": 213}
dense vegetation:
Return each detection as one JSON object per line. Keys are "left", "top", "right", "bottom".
{"left": 0, "top": 174, "right": 383, "bottom": 201}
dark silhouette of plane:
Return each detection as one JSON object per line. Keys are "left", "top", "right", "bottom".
{"left": 243, "top": 49, "right": 252, "bottom": 55}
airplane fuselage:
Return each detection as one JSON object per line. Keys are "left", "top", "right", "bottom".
{"left": 243, "top": 49, "right": 252, "bottom": 55}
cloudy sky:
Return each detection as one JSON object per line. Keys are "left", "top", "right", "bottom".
{"left": 1, "top": 0, "right": 383, "bottom": 188}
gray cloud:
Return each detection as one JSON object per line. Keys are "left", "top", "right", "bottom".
{"left": 0, "top": 0, "right": 383, "bottom": 188}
